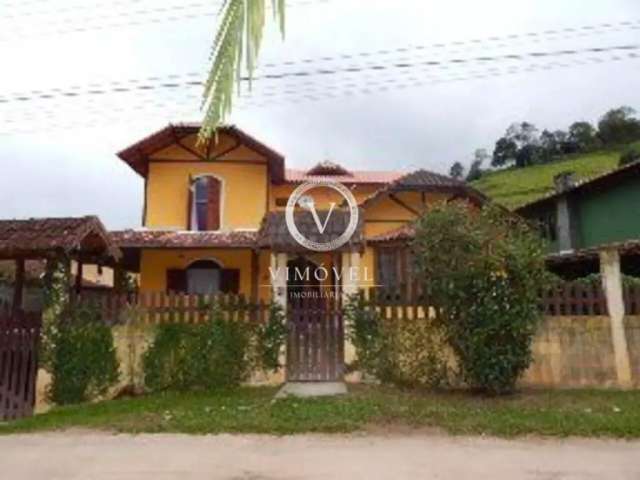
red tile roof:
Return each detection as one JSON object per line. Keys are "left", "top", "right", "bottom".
{"left": 367, "top": 223, "right": 416, "bottom": 243}
{"left": 111, "top": 230, "right": 259, "bottom": 249}
{"left": 0, "top": 216, "right": 120, "bottom": 261}
{"left": 285, "top": 168, "right": 404, "bottom": 184}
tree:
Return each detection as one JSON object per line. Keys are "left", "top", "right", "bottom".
{"left": 449, "top": 162, "right": 465, "bottom": 180}
{"left": 492, "top": 122, "right": 541, "bottom": 168}
{"left": 467, "top": 149, "right": 489, "bottom": 181}
{"left": 492, "top": 137, "right": 518, "bottom": 167}
{"left": 598, "top": 106, "right": 640, "bottom": 145}
{"left": 412, "top": 203, "right": 547, "bottom": 394}
{"left": 199, "top": 0, "right": 286, "bottom": 142}
{"left": 568, "top": 121, "right": 599, "bottom": 152}
{"left": 539, "top": 129, "right": 559, "bottom": 161}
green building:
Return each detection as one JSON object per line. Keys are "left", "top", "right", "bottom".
{"left": 516, "top": 161, "right": 640, "bottom": 277}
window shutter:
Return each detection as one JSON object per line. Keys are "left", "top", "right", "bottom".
{"left": 206, "top": 177, "right": 221, "bottom": 231}
{"left": 220, "top": 269, "right": 240, "bottom": 294}
{"left": 187, "top": 176, "right": 194, "bottom": 230}
{"left": 166, "top": 269, "right": 187, "bottom": 293}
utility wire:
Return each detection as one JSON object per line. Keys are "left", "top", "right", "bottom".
{"left": 3, "top": 49, "right": 638, "bottom": 134}
{"left": 2, "top": 19, "right": 637, "bottom": 99}
{"left": 0, "top": 0, "right": 330, "bottom": 39}
{"left": 1, "top": 44, "right": 637, "bottom": 104}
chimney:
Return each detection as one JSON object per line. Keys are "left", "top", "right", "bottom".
{"left": 553, "top": 171, "right": 577, "bottom": 194}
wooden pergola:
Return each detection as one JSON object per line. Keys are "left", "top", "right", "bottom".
{"left": 0, "top": 216, "right": 121, "bottom": 313}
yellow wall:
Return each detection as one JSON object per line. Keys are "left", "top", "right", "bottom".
{"left": 145, "top": 133, "right": 268, "bottom": 230}
{"left": 270, "top": 184, "right": 381, "bottom": 210}
{"left": 140, "top": 249, "right": 253, "bottom": 294}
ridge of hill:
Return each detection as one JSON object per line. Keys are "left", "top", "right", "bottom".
{"left": 471, "top": 142, "right": 640, "bottom": 209}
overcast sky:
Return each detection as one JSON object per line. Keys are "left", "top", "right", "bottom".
{"left": 1, "top": 0, "right": 639, "bottom": 229}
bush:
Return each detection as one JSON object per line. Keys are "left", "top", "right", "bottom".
{"left": 619, "top": 147, "right": 640, "bottom": 167}
{"left": 143, "top": 302, "right": 286, "bottom": 392}
{"left": 412, "top": 203, "right": 547, "bottom": 395}
{"left": 43, "top": 304, "right": 120, "bottom": 405}
{"left": 346, "top": 294, "right": 450, "bottom": 388}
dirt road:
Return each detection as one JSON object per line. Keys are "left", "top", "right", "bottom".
{"left": 1, "top": 431, "right": 638, "bottom": 479}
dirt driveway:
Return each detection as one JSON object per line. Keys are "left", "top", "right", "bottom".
{"left": 1, "top": 431, "right": 638, "bottom": 479}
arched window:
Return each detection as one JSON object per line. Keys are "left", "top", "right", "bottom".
{"left": 166, "top": 260, "right": 240, "bottom": 295}
{"left": 186, "top": 260, "right": 221, "bottom": 295}
{"left": 189, "top": 175, "right": 221, "bottom": 231}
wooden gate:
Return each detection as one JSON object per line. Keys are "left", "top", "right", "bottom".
{"left": 286, "top": 295, "right": 344, "bottom": 382}
{"left": 0, "top": 304, "right": 41, "bottom": 421}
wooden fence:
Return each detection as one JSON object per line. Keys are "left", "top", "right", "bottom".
{"left": 539, "top": 282, "right": 608, "bottom": 316}
{"left": 361, "top": 281, "right": 609, "bottom": 317}
{"left": 0, "top": 302, "right": 41, "bottom": 421}
{"left": 73, "top": 292, "right": 272, "bottom": 325}
{"left": 624, "top": 284, "right": 640, "bottom": 316}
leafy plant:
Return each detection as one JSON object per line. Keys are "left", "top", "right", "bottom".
{"left": 44, "top": 303, "right": 120, "bottom": 405}
{"left": 143, "top": 301, "right": 286, "bottom": 392}
{"left": 619, "top": 146, "right": 640, "bottom": 167}
{"left": 200, "top": 0, "right": 286, "bottom": 141}
{"left": 412, "top": 202, "right": 547, "bottom": 395}
{"left": 345, "top": 294, "right": 450, "bottom": 388}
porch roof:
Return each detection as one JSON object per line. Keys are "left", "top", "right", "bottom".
{"left": 0, "top": 216, "right": 121, "bottom": 262}
{"left": 367, "top": 223, "right": 416, "bottom": 244}
{"left": 546, "top": 239, "right": 640, "bottom": 265}
{"left": 258, "top": 210, "right": 365, "bottom": 252}
{"left": 110, "top": 229, "right": 259, "bottom": 249}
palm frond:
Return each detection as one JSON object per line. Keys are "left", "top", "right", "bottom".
{"left": 199, "top": 0, "right": 286, "bottom": 144}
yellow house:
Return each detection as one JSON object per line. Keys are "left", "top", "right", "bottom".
{"left": 111, "top": 123, "right": 486, "bottom": 381}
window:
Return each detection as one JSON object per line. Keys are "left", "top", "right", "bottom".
{"left": 376, "top": 247, "right": 415, "bottom": 289}
{"left": 166, "top": 260, "right": 240, "bottom": 295}
{"left": 189, "top": 176, "right": 221, "bottom": 231}
{"left": 538, "top": 211, "right": 557, "bottom": 242}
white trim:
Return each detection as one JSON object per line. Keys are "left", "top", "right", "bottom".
{"left": 190, "top": 173, "right": 225, "bottom": 232}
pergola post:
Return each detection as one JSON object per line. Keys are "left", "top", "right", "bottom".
{"left": 270, "top": 252, "right": 288, "bottom": 310}
{"left": 599, "top": 248, "right": 632, "bottom": 388}
{"left": 74, "top": 260, "right": 84, "bottom": 295}
{"left": 12, "top": 258, "right": 25, "bottom": 314}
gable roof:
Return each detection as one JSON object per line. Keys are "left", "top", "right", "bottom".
{"left": 361, "top": 169, "right": 489, "bottom": 208}
{"left": 258, "top": 210, "right": 364, "bottom": 252}
{"left": 516, "top": 160, "right": 640, "bottom": 213}
{"left": 117, "top": 123, "right": 286, "bottom": 182}
{"left": 367, "top": 223, "right": 416, "bottom": 243}
{"left": 0, "top": 216, "right": 120, "bottom": 261}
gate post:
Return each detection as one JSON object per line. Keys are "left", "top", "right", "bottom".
{"left": 271, "top": 252, "right": 288, "bottom": 310}
{"left": 600, "top": 248, "right": 632, "bottom": 388}
{"left": 341, "top": 251, "right": 360, "bottom": 367}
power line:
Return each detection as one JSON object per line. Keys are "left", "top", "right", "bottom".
{"left": 0, "top": 0, "right": 330, "bottom": 39}
{"left": 3, "top": 49, "right": 638, "bottom": 135}
{"left": 2, "top": 44, "right": 637, "bottom": 104}
{"left": 2, "top": 19, "right": 637, "bottom": 98}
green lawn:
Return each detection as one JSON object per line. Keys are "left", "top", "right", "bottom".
{"left": 471, "top": 143, "right": 640, "bottom": 209}
{"left": 2, "top": 385, "right": 640, "bottom": 438}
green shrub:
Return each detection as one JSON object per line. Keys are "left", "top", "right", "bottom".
{"left": 143, "top": 302, "right": 286, "bottom": 392}
{"left": 345, "top": 294, "right": 450, "bottom": 388}
{"left": 619, "top": 147, "right": 640, "bottom": 166}
{"left": 412, "top": 203, "right": 547, "bottom": 395}
{"left": 44, "top": 304, "right": 120, "bottom": 405}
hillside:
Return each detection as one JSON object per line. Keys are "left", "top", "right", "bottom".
{"left": 471, "top": 143, "right": 640, "bottom": 209}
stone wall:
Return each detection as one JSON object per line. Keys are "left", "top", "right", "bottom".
{"left": 522, "top": 315, "right": 640, "bottom": 388}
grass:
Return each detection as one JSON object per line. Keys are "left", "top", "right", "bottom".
{"left": 2, "top": 385, "right": 640, "bottom": 438}
{"left": 471, "top": 142, "right": 640, "bottom": 209}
